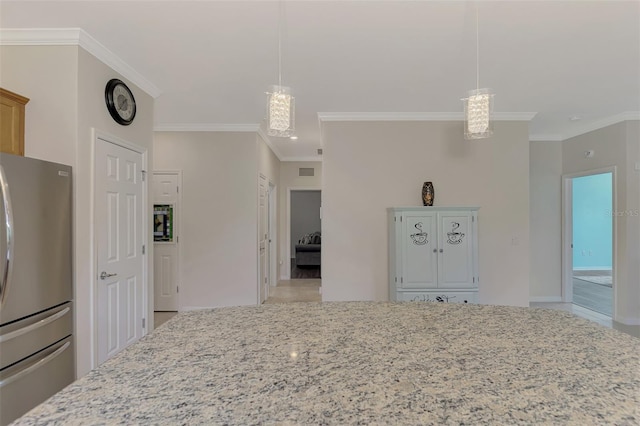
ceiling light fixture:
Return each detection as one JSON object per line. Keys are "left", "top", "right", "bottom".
{"left": 462, "top": 4, "right": 494, "bottom": 140}
{"left": 289, "top": 136, "right": 298, "bottom": 140}
{"left": 266, "top": 1, "right": 295, "bottom": 137}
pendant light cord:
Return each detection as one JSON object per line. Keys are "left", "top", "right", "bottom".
{"left": 278, "top": 1, "right": 283, "bottom": 88}
{"left": 476, "top": 4, "right": 480, "bottom": 91}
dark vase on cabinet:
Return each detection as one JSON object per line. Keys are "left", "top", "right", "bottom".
{"left": 422, "top": 182, "right": 434, "bottom": 206}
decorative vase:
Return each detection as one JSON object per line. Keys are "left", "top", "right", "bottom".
{"left": 422, "top": 182, "right": 434, "bottom": 206}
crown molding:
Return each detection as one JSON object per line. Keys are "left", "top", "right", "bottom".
{"left": 318, "top": 112, "right": 538, "bottom": 122}
{"left": 281, "top": 156, "right": 323, "bottom": 162}
{"left": 154, "top": 123, "right": 260, "bottom": 132}
{"left": 257, "top": 128, "right": 284, "bottom": 161}
{"left": 0, "top": 28, "right": 161, "bottom": 98}
{"left": 560, "top": 111, "right": 640, "bottom": 141}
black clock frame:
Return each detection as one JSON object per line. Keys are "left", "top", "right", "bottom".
{"left": 105, "top": 78, "right": 136, "bottom": 126}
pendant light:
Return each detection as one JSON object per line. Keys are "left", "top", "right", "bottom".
{"left": 462, "top": 5, "right": 494, "bottom": 140}
{"left": 266, "top": 1, "right": 295, "bottom": 137}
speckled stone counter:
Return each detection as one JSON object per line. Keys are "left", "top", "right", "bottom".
{"left": 11, "top": 302, "right": 640, "bottom": 425}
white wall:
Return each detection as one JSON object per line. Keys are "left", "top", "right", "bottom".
{"left": 529, "top": 141, "right": 563, "bottom": 301}
{"left": 1, "top": 45, "right": 155, "bottom": 378}
{"left": 562, "top": 121, "right": 639, "bottom": 324}
{"left": 321, "top": 121, "right": 531, "bottom": 306}
{"left": 278, "top": 161, "right": 322, "bottom": 279}
{"left": 154, "top": 131, "right": 259, "bottom": 309}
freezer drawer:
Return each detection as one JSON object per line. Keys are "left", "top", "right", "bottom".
{"left": 0, "top": 335, "right": 74, "bottom": 426}
{"left": 0, "top": 302, "right": 73, "bottom": 370}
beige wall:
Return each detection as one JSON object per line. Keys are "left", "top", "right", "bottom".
{"left": 154, "top": 131, "right": 259, "bottom": 310}
{"left": 624, "top": 121, "right": 639, "bottom": 325}
{"left": 1, "top": 45, "right": 156, "bottom": 377}
{"left": 529, "top": 141, "right": 563, "bottom": 301}
{"left": 321, "top": 121, "right": 531, "bottom": 306}
{"left": 0, "top": 45, "right": 78, "bottom": 165}
{"left": 562, "top": 121, "right": 639, "bottom": 324}
{"left": 278, "top": 161, "right": 322, "bottom": 279}
{"left": 76, "top": 49, "right": 155, "bottom": 376}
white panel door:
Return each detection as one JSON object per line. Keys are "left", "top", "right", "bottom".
{"left": 437, "top": 212, "right": 474, "bottom": 288}
{"left": 152, "top": 172, "right": 179, "bottom": 311}
{"left": 258, "top": 174, "right": 268, "bottom": 303}
{"left": 95, "top": 138, "right": 144, "bottom": 365}
{"left": 401, "top": 212, "right": 437, "bottom": 289}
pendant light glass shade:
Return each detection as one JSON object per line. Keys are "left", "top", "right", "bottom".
{"left": 463, "top": 5, "right": 494, "bottom": 140}
{"left": 463, "top": 88, "right": 493, "bottom": 139}
{"left": 267, "top": 85, "right": 295, "bottom": 137}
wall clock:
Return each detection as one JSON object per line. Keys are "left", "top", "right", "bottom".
{"left": 105, "top": 79, "right": 136, "bottom": 126}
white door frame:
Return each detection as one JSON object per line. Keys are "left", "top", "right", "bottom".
{"left": 269, "top": 182, "right": 277, "bottom": 290}
{"left": 561, "top": 166, "right": 617, "bottom": 317}
{"left": 153, "top": 170, "right": 182, "bottom": 312}
{"left": 285, "top": 187, "right": 321, "bottom": 280}
{"left": 92, "top": 129, "right": 149, "bottom": 368}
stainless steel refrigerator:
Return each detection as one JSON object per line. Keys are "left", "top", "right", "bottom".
{"left": 0, "top": 153, "right": 74, "bottom": 426}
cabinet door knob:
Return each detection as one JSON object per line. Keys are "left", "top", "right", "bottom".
{"left": 433, "top": 249, "right": 437, "bottom": 253}
{"left": 439, "top": 249, "right": 443, "bottom": 253}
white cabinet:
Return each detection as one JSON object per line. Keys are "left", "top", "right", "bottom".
{"left": 389, "top": 207, "right": 479, "bottom": 303}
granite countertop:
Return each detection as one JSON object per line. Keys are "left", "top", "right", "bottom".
{"left": 12, "top": 302, "right": 640, "bottom": 425}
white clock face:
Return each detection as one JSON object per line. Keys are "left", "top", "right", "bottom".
{"left": 113, "top": 84, "right": 134, "bottom": 120}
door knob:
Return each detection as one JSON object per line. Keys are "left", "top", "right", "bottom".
{"left": 100, "top": 271, "right": 117, "bottom": 280}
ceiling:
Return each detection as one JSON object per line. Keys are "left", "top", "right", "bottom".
{"left": 2, "top": 1, "right": 639, "bottom": 160}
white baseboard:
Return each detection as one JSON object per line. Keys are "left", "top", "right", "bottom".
{"left": 572, "top": 267, "right": 612, "bottom": 271}
{"left": 529, "top": 296, "right": 563, "bottom": 303}
{"left": 181, "top": 306, "right": 216, "bottom": 311}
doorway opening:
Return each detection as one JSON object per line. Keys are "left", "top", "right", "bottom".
{"left": 290, "top": 189, "right": 322, "bottom": 279}
{"left": 563, "top": 168, "right": 615, "bottom": 318}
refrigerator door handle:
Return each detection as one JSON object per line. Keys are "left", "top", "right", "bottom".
{"left": 0, "top": 164, "right": 14, "bottom": 308}
{"left": 0, "top": 340, "right": 71, "bottom": 388}
{"left": 0, "top": 307, "right": 71, "bottom": 343}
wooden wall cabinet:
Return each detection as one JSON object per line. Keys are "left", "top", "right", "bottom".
{"left": 389, "top": 207, "right": 479, "bottom": 303}
{"left": 0, "top": 88, "right": 30, "bottom": 156}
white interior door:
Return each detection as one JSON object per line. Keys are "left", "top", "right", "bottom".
{"left": 95, "top": 138, "right": 145, "bottom": 365}
{"left": 259, "top": 174, "right": 268, "bottom": 303}
{"left": 152, "top": 172, "right": 180, "bottom": 311}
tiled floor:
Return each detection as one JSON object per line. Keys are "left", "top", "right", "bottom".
{"left": 530, "top": 302, "right": 639, "bottom": 338}
{"left": 154, "top": 311, "right": 178, "bottom": 329}
{"left": 264, "top": 279, "right": 321, "bottom": 303}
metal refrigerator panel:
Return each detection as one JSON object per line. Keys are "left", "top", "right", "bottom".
{"left": 0, "top": 335, "right": 74, "bottom": 426}
{"left": 0, "top": 154, "right": 72, "bottom": 325}
{"left": 0, "top": 302, "right": 73, "bottom": 370}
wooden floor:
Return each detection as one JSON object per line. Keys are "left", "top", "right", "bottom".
{"left": 572, "top": 278, "right": 612, "bottom": 316}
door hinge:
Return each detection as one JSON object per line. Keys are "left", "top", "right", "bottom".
{"left": 401, "top": 277, "right": 403, "bottom": 283}
{"left": 141, "top": 170, "right": 146, "bottom": 182}
{"left": 177, "top": 286, "right": 179, "bottom": 293}
{"left": 177, "top": 186, "right": 179, "bottom": 193}
{"left": 472, "top": 216, "right": 475, "bottom": 222}
{"left": 142, "top": 318, "right": 146, "bottom": 328}
{"left": 176, "top": 236, "right": 179, "bottom": 243}
{"left": 473, "top": 277, "right": 475, "bottom": 283}
{"left": 395, "top": 277, "right": 397, "bottom": 283}
{"left": 400, "top": 216, "right": 403, "bottom": 222}
{"left": 142, "top": 245, "right": 146, "bottom": 255}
